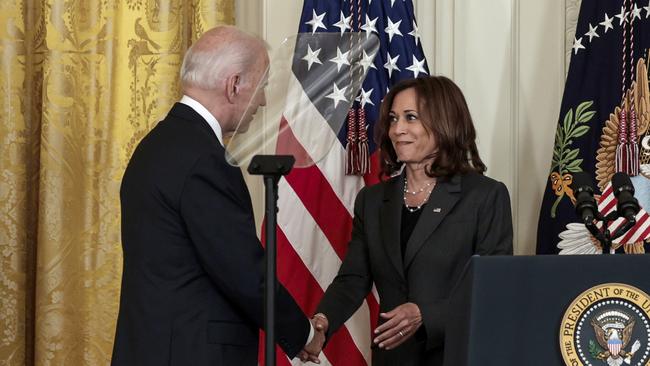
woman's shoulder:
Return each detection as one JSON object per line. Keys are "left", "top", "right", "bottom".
{"left": 363, "top": 175, "right": 400, "bottom": 194}
{"left": 354, "top": 176, "right": 401, "bottom": 205}
{"left": 460, "top": 172, "right": 508, "bottom": 194}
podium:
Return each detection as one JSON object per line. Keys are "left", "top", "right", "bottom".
{"left": 444, "top": 255, "right": 650, "bottom": 366}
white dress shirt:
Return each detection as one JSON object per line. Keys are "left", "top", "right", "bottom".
{"left": 179, "top": 95, "right": 224, "bottom": 146}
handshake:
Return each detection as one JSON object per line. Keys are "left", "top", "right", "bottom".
{"left": 295, "top": 302, "right": 423, "bottom": 363}
{"left": 298, "top": 313, "right": 329, "bottom": 364}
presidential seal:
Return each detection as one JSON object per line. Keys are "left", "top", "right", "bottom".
{"left": 560, "top": 283, "right": 650, "bottom": 366}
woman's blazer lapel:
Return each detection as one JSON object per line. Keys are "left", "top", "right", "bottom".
{"left": 379, "top": 176, "right": 406, "bottom": 282}
{"left": 403, "top": 175, "right": 462, "bottom": 269}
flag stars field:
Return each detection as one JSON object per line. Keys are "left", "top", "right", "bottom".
{"left": 408, "top": 19, "right": 421, "bottom": 46}
{"left": 357, "top": 88, "right": 375, "bottom": 108}
{"left": 302, "top": 44, "right": 322, "bottom": 71}
{"left": 329, "top": 47, "right": 351, "bottom": 72}
{"left": 326, "top": 83, "right": 349, "bottom": 109}
{"left": 572, "top": 3, "right": 650, "bottom": 54}
{"left": 585, "top": 23, "right": 599, "bottom": 42}
{"left": 631, "top": 3, "right": 643, "bottom": 21}
{"left": 406, "top": 55, "right": 427, "bottom": 78}
{"left": 361, "top": 15, "right": 378, "bottom": 37}
{"left": 384, "top": 52, "right": 400, "bottom": 78}
{"left": 306, "top": 9, "right": 326, "bottom": 33}
{"left": 334, "top": 11, "right": 352, "bottom": 34}
{"left": 384, "top": 17, "right": 403, "bottom": 42}
{"left": 600, "top": 13, "right": 614, "bottom": 33}
{"left": 615, "top": 5, "right": 628, "bottom": 25}
{"left": 572, "top": 37, "right": 585, "bottom": 55}
{"left": 360, "top": 50, "right": 377, "bottom": 74}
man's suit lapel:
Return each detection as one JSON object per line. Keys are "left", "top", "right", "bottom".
{"left": 403, "top": 174, "right": 462, "bottom": 269}
{"left": 379, "top": 175, "right": 406, "bottom": 281}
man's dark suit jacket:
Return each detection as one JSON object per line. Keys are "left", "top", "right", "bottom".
{"left": 317, "top": 172, "right": 513, "bottom": 366}
{"left": 112, "top": 103, "right": 310, "bottom": 365}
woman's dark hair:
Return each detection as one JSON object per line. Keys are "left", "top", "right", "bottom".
{"left": 376, "top": 75, "right": 486, "bottom": 179}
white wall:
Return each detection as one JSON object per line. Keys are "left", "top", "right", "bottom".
{"left": 235, "top": 0, "right": 581, "bottom": 255}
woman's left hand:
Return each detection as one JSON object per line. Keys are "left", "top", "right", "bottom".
{"left": 373, "top": 302, "right": 423, "bottom": 350}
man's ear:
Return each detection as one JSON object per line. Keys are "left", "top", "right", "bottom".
{"left": 225, "top": 74, "right": 240, "bottom": 104}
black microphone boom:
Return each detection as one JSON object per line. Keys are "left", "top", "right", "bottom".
{"left": 611, "top": 172, "right": 640, "bottom": 222}
{"left": 570, "top": 172, "right": 598, "bottom": 224}
{"left": 568, "top": 172, "right": 641, "bottom": 254}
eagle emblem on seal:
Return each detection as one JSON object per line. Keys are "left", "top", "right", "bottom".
{"left": 590, "top": 310, "right": 642, "bottom": 366}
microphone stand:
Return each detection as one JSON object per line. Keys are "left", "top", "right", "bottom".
{"left": 583, "top": 211, "right": 636, "bottom": 254}
{"left": 248, "top": 155, "right": 295, "bottom": 366}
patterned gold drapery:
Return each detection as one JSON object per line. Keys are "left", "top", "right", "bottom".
{"left": 0, "top": 1, "right": 234, "bottom": 364}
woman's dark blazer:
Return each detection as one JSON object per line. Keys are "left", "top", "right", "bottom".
{"left": 316, "top": 171, "right": 513, "bottom": 366}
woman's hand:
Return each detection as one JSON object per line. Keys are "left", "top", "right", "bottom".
{"left": 373, "top": 302, "right": 422, "bottom": 350}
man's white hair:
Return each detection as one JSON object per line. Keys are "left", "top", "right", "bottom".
{"left": 180, "top": 36, "right": 258, "bottom": 90}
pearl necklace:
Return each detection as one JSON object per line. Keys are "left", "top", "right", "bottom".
{"left": 403, "top": 178, "right": 436, "bottom": 195}
{"left": 403, "top": 177, "right": 436, "bottom": 212}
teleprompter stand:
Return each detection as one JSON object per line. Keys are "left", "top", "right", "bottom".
{"left": 247, "top": 155, "right": 295, "bottom": 366}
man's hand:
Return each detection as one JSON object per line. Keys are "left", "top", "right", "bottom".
{"left": 298, "top": 314, "right": 329, "bottom": 363}
{"left": 312, "top": 313, "right": 329, "bottom": 333}
{"left": 373, "top": 302, "right": 422, "bottom": 350}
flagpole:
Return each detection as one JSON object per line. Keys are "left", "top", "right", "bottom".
{"left": 248, "top": 155, "right": 295, "bottom": 366}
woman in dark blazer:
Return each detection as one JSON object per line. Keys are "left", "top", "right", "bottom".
{"left": 308, "top": 76, "right": 513, "bottom": 365}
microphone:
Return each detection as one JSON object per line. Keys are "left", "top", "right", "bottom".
{"left": 611, "top": 172, "right": 640, "bottom": 222}
{"left": 570, "top": 172, "right": 598, "bottom": 224}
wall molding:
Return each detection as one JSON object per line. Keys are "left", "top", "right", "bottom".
{"left": 511, "top": 0, "right": 521, "bottom": 248}
{"left": 565, "top": 0, "right": 582, "bottom": 74}
{"left": 434, "top": 0, "right": 455, "bottom": 77}
{"left": 413, "top": 0, "right": 435, "bottom": 73}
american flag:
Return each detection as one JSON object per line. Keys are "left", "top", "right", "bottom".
{"left": 259, "top": 0, "right": 429, "bottom": 365}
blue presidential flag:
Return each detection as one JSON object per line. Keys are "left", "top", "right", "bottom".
{"left": 537, "top": 0, "right": 650, "bottom": 255}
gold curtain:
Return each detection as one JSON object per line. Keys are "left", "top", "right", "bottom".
{"left": 0, "top": 1, "right": 234, "bottom": 364}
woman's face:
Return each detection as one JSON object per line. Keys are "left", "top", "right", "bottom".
{"left": 388, "top": 87, "right": 437, "bottom": 164}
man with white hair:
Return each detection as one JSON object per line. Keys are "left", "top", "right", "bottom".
{"left": 112, "top": 26, "right": 323, "bottom": 365}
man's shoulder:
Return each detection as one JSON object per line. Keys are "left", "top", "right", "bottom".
{"left": 125, "top": 105, "right": 224, "bottom": 180}
{"left": 143, "top": 105, "right": 216, "bottom": 150}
